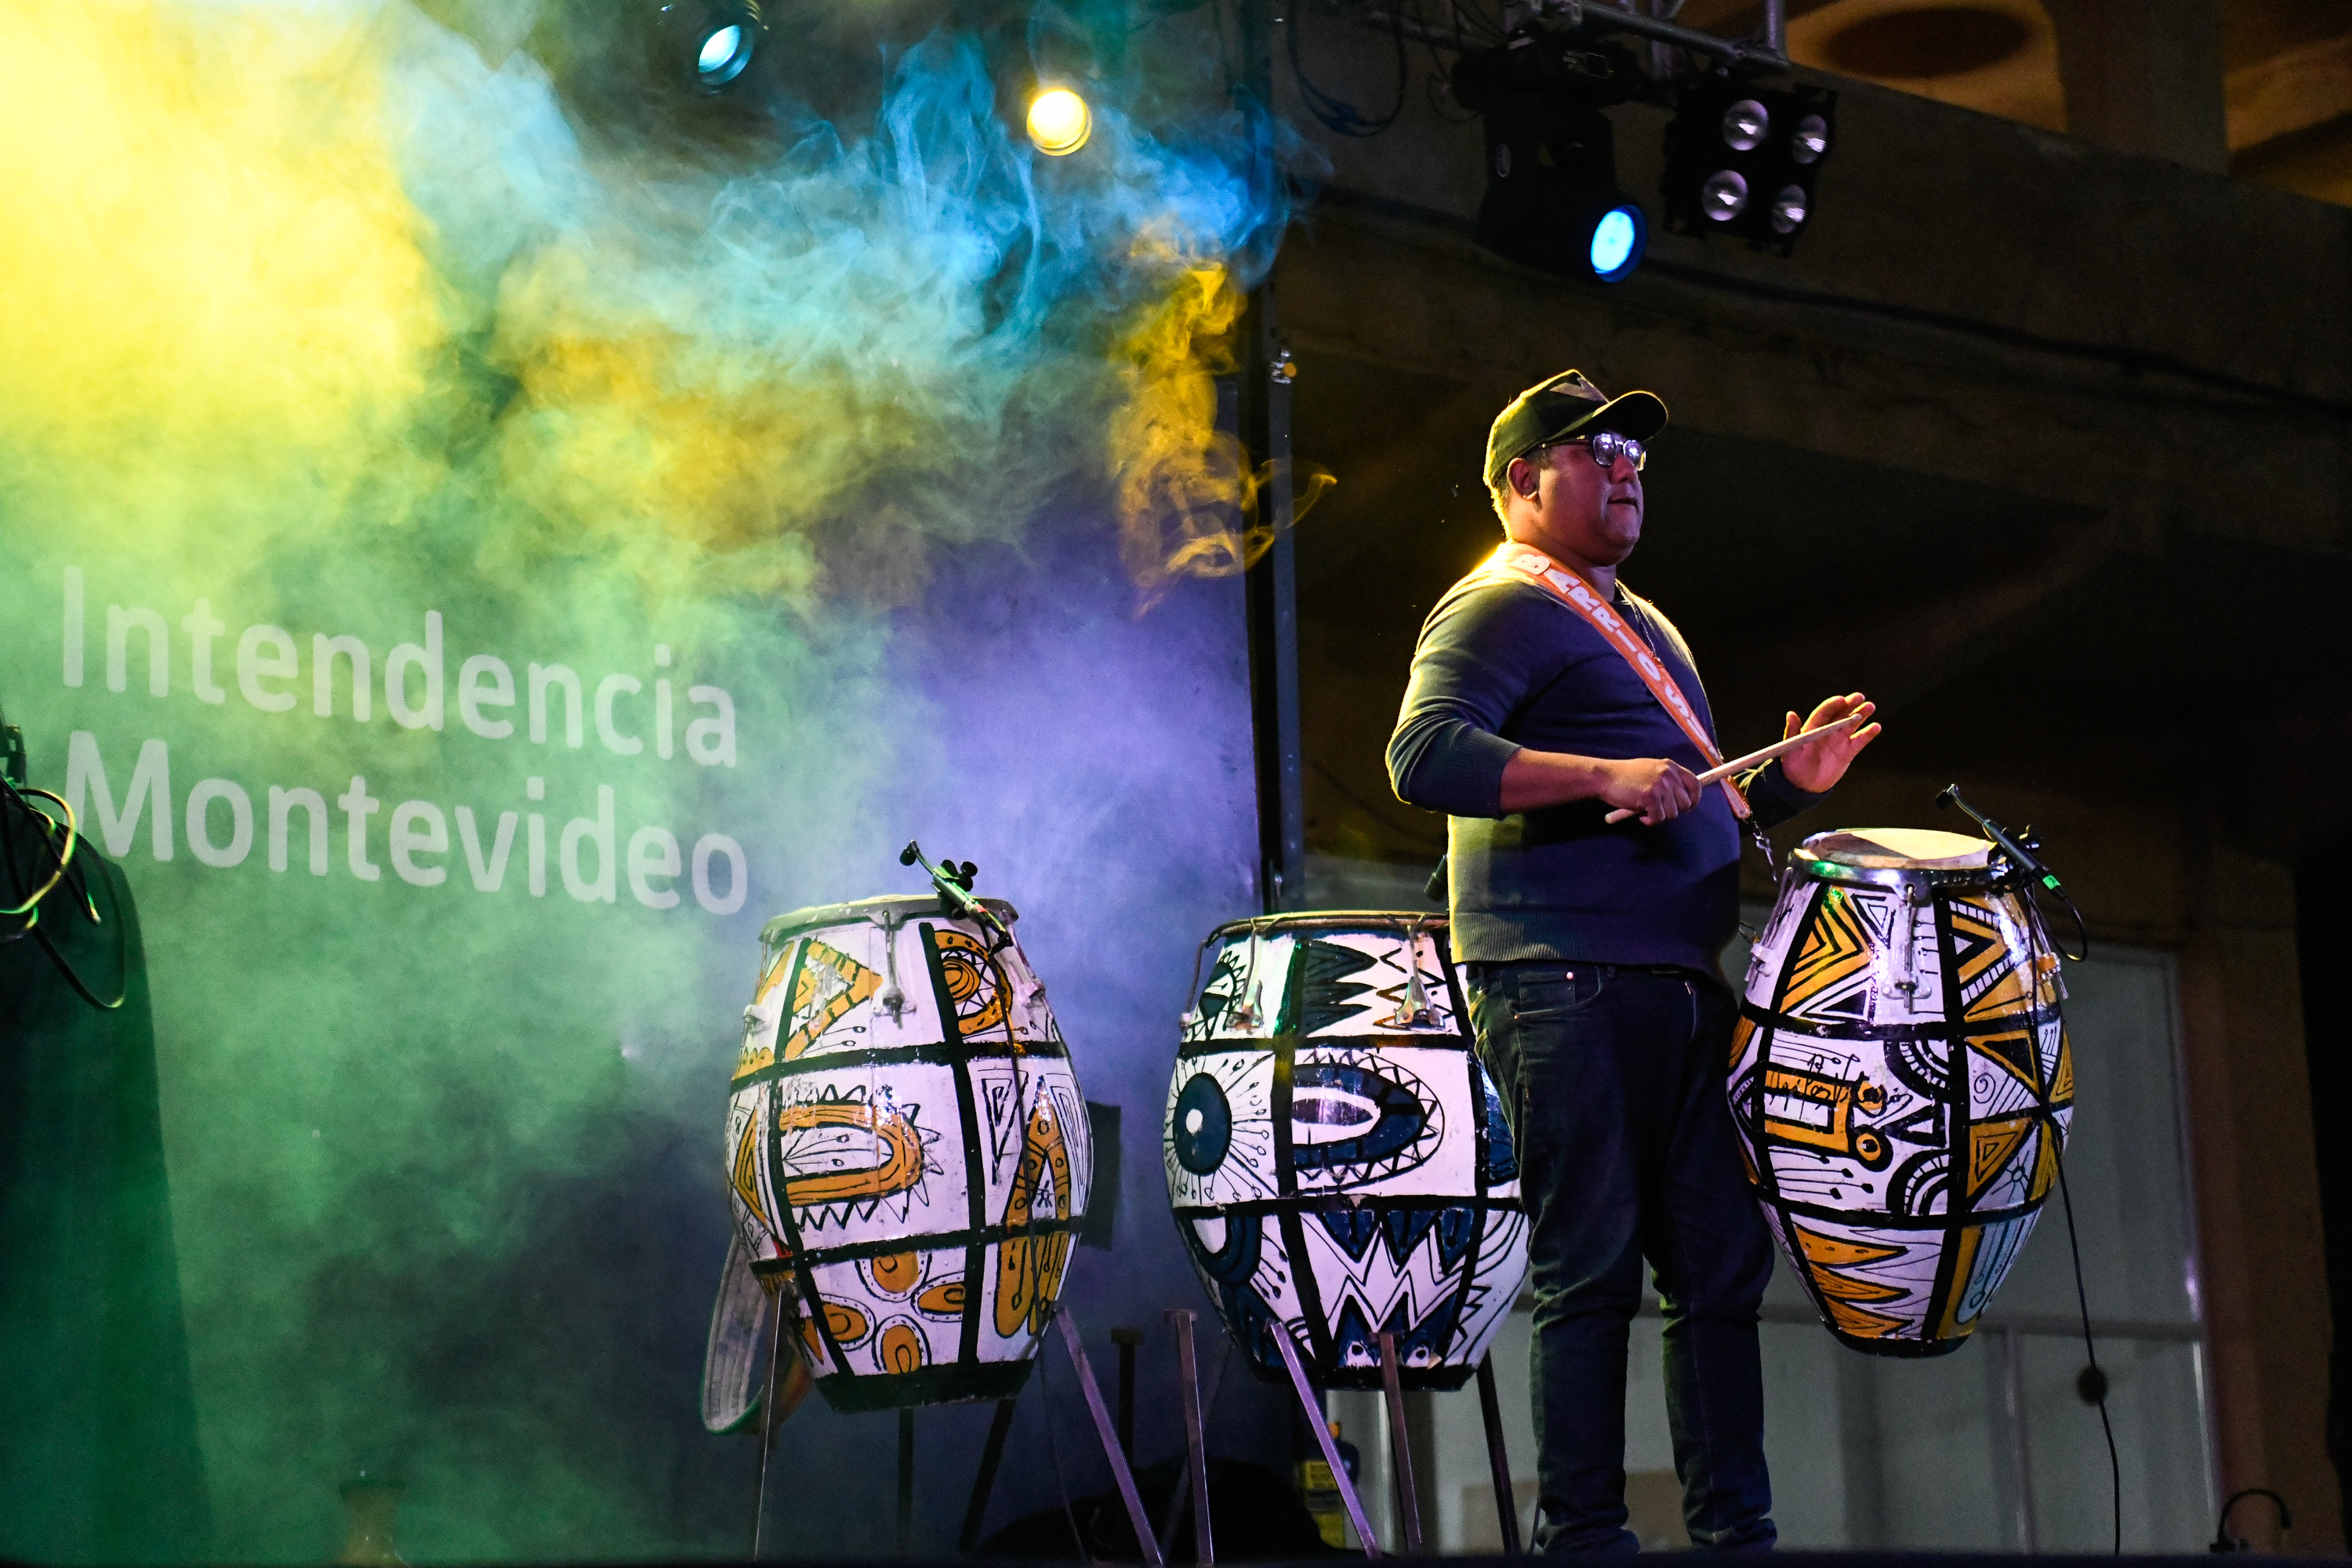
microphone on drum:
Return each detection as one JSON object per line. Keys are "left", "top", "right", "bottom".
{"left": 900, "top": 839, "right": 1014, "bottom": 952}
{"left": 1934, "top": 786, "right": 2060, "bottom": 894}
{"left": 1936, "top": 786, "right": 2091, "bottom": 962}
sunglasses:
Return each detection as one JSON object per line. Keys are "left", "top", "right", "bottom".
{"left": 1542, "top": 430, "right": 1647, "bottom": 473}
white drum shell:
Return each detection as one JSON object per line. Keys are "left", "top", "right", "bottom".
{"left": 726, "top": 895, "right": 1089, "bottom": 1410}
{"left": 1166, "top": 913, "right": 1529, "bottom": 1391}
{"left": 1733, "top": 844, "right": 2073, "bottom": 1356}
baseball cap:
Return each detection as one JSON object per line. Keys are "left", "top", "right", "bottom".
{"left": 1483, "top": 369, "right": 1669, "bottom": 489}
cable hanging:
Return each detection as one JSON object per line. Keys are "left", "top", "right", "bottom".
{"left": 1, "top": 775, "right": 128, "bottom": 1012}
{"left": 1287, "top": 0, "right": 1409, "bottom": 137}
{"left": 2021, "top": 868, "right": 2119, "bottom": 1554}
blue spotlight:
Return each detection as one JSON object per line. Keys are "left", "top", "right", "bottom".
{"left": 698, "top": 24, "right": 750, "bottom": 83}
{"left": 659, "top": 0, "right": 762, "bottom": 93}
{"left": 1453, "top": 33, "right": 1650, "bottom": 286}
{"left": 1588, "top": 205, "right": 1643, "bottom": 281}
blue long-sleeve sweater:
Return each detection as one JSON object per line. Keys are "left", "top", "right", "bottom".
{"left": 1386, "top": 567, "right": 1823, "bottom": 975}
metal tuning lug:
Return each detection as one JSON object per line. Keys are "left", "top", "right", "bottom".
{"left": 872, "top": 908, "right": 909, "bottom": 1024}
{"left": 1384, "top": 917, "right": 1437, "bottom": 1029}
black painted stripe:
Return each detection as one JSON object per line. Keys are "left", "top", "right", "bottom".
{"left": 754, "top": 1216, "right": 1086, "bottom": 1272}
{"left": 730, "top": 1035, "right": 1069, "bottom": 1090}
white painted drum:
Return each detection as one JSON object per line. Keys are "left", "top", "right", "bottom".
{"left": 1165, "top": 913, "right": 1528, "bottom": 1390}
{"left": 719, "top": 892, "right": 1089, "bottom": 1412}
{"left": 1732, "top": 829, "right": 2074, "bottom": 1356}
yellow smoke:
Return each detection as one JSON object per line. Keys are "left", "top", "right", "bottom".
{"left": 0, "top": 0, "right": 1294, "bottom": 611}
{"left": 1109, "top": 264, "right": 1251, "bottom": 598}
{"left": 0, "top": 0, "right": 441, "bottom": 548}
{"left": 1108, "top": 260, "right": 1334, "bottom": 606}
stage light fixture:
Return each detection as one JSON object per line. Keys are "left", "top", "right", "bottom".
{"left": 1025, "top": 87, "right": 1091, "bottom": 156}
{"left": 1663, "top": 76, "right": 1836, "bottom": 254}
{"left": 1452, "top": 28, "right": 1649, "bottom": 285}
{"left": 658, "top": 0, "right": 763, "bottom": 93}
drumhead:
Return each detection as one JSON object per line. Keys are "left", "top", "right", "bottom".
{"left": 1799, "top": 828, "right": 1990, "bottom": 870}
{"left": 760, "top": 892, "right": 1018, "bottom": 946}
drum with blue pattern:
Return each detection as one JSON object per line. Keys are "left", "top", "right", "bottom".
{"left": 1164, "top": 912, "right": 1528, "bottom": 1390}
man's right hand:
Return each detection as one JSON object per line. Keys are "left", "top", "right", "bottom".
{"left": 1595, "top": 757, "right": 1700, "bottom": 826}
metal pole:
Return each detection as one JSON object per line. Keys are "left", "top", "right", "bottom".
{"left": 1169, "top": 1309, "right": 1216, "bottom": 1565}
{"left": 1536, "top": 1, "right": 1790, "bottom": 67}
{"left": 1271, "top": 1328, "right": 1382, "bottom": 1556}
{"left": 1375, "top": 1333, "right": 1423, "bottom": 1554}
{"left": 1236, "top": 0, "right": 1303, "bottom": 916}
{"left": 1475, "top": 1354, "right": 1523, "bottom": 1554}
{"left": 958, "top": 1398, "right": 1021, "bottom": 1552}
{"left": 2000, "top": 1326, "right": 2040, "bottom": 1552}
{"left": 896, "top": 1407, "right": 916, "bottom": 1554}
{"left": 1054, "top": 1310, "right": 1167, "bottom": 1568}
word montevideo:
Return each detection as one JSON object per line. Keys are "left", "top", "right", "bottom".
{"left": 53, "top": 567, "right": 750, "bottom": 914}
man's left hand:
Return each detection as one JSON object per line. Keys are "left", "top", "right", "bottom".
{"left": 1780, "top": 692, "right": 1882, "bottom": 794}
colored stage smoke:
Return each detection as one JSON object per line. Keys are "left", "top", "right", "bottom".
{"left": 0, "top": 0, "right": 1301, "bottom": 1556}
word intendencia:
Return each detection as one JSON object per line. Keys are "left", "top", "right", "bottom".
{"left": 60, "top": 567, "right": 737, "bottom": 764}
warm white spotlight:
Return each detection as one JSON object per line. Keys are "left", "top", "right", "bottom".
{"left": 1026, "top": 88, "right": 1091, "bottom": 156}
{"left": 1791, "top": 113, "right": 1831, "bottom": 165}
{"left": 1700, "top": 169, "right": 1749, "bottom": 221}
{"left": 1771, "top": 184, "right": 1809, "bottom": 234}
{"left": 1722, "top": 98, "right": 1769, "bottom": 151}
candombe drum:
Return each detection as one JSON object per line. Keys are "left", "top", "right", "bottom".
{"left": 1731, "top": 828, "right": 2074, "bottom": 1356}
{"left": 1164, "top": 912, "right": 1528, "bottom": 1389}
{"left": 705, "top": 884, "right": 1089, "bottom": 1418}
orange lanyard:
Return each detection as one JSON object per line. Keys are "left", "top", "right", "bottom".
{"left": 1475, "top": 541, "right": 1750, "bottom": 819}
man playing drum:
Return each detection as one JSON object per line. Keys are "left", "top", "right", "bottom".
{"left": 1387, "top": 370, "right": 1878, "bottom": 1552}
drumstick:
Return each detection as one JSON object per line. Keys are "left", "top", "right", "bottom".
{"left": 1602, "top": 712, "right": 1868, "bottom": 823}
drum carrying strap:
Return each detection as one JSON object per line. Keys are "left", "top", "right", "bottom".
{"left": 1475, "top": 540, "right": 1750, "bottom": 818}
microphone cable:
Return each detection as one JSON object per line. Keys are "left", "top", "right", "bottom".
{"left": 2020, "top": 861, "right": 2119, "bottom": 1553}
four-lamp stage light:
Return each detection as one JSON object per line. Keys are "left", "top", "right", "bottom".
{"left": 1662, "top": 77, "right": 1836, "bottom": 253}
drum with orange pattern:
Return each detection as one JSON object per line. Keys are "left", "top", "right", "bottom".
{"left": 712, "top": 891, "right": 1089, "bottom": 1414}
{"left": 1732, "top": 829, "right": 2074, "bottom": 1357}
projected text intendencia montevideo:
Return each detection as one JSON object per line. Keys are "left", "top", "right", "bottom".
{"left": 53, "top": 566, "right": 750, "bottom": 914}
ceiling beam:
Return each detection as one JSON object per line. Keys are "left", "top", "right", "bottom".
{"left": 2227, "top": 30, "right": 2352, "bottom": 151}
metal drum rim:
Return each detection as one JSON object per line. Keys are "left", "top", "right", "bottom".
{"left": 1203, "top": 908, "right": 1449, "bottom": 943}
{"left": 760, "top": 892, "right": 1018, "bottom": 946}
{"left": 1780, "top": 851, "right": 2009, "bottom": 895}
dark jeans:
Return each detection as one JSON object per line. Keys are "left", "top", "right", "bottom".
{"left": 1465, "top": 961, "right": 1777, "bottom": 1554}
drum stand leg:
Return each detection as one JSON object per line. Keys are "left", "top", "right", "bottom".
{"left": 957, "top": 1398, "right": 1021, "bottom": 1553}
{"left": 1269, "top": 1327, "right": 1381, "bottom": 1558}
{"left": 1053, "top": 1308, "right": 1167, "bottom": 1568}
{"left": 1167, "top": 1308, "right": 1215, "bottom": 1565}
{"left": 1374, "top": 1332, "right": 1423, "bottom": 1555}
{"left": 1113, "top": 1326, "right": 1145, "bottom": 1460}
{"left": 1475, "top": 1353, "right": 1522, "bottom": 1555}
{"left": 750, "top": 1290, "right": 789, "bottom": 1561}
{"left": 896, "top": 1408, "right": 916, "bottom": 1554}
